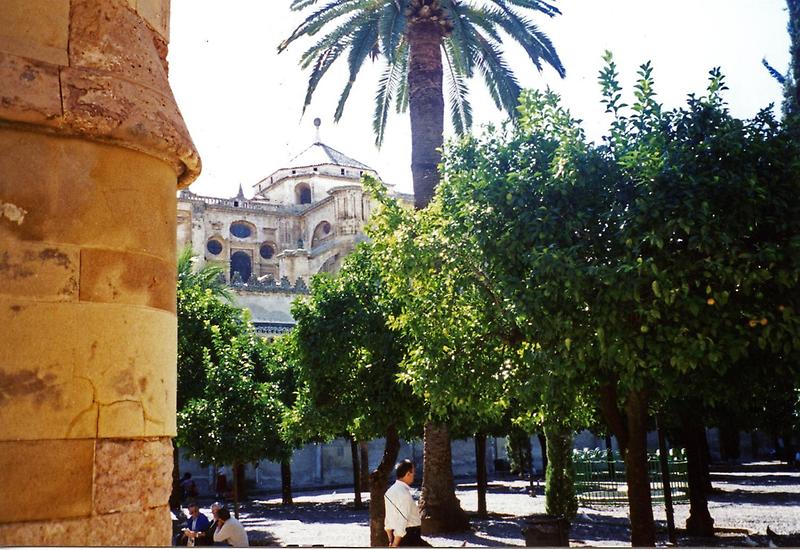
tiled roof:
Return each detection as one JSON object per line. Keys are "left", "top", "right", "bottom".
{"left": 288, "top": 142, "right": 373, "bottom": 171}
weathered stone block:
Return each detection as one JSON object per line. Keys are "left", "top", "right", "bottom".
{"left": 135, "top": 0, "right": 171, "bottom": 41}
{"left": 0, "top": 0, "right": 70, "bottom": 66}
{"left": 0, "top": 52, "right": 62, "bottom": 126}
{"left": 0, "top": 241, "right": 79, "bottom": 302}
{"left": 0, "top": 439, "right": 94, "bottom": 524}
{"left": 61, "top": 67, "right": 195, "bottom": 181}
{"left": 0, "top": 504, "right": 172, "bottom": 546}
{"left": 90, "top": 505, "right": 172, "bottom": 546}
{"left": 80, "top": 248, "right": 176, "bottom": 313}
{"left": 0, "top": 128, "right": 177, "bottom": 260}
{"left": 69, "top": 0, "right": 170, "bottom": 94}
{"left": 0, "top": 299, "right": 177, "bottom": 440}
{"left": 94, "top": 438, "right": 173, "bottom": 514}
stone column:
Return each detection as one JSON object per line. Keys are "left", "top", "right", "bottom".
{"left": 0, "top": 0, "right": 199, "bottom": 545}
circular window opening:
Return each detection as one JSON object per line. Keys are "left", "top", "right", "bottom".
{"left": 207, "top": 239, "right": 223, "bottom": 255}
{"left": 260, "top": 243, "right": 275, "bottom": 260}
{"left": 230, "top": 221, "right": 252, "bottom": 239}
{"left": 322, "top": 222, "right": 331, "bottom": 235}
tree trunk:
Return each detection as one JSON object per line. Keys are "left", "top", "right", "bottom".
{"left": 788, "top": 0, "right": 800, "bottom": 110}
{"left": 360, "top": 441, "right": 370, "bottom": 493}
{"left": 683, "top": 416, "right": 715, "bottom": 537}
{"left": 656, "top": 417, "right": 676, "bottom": 545}
{"left": 475, "top": 433, "right": 488, "bottom": 518}
{"left": 700, "top": 428, "right": 713, "bottom": 493}
{"left": 419, "top": 423, "right": 470, "bottom": 534}
{"left": 538, "top": 433, "right": 548, "bottom": 478}
{"left": 407, "top": 20, "right": 444, "bottom": 209}
{"left": 350, "top": 437, "right": 363, "bottom": 509}
{"left": 281, "top": 459, "right": 293, "bottom": 505}
{"left": 370, "top": 425, "right": 401, "bottom": 547}
{"left": 622, "top": 392, "right": 656, "bottom": 547}
{"left": 169, "top": 441, "right": 182, "bottom": 510}
{"left": 232, "top": 462, "right": 241, "bottom": 519}
{"left": 604, "top": 433, "right": 616, "bottom": 480}
{"left": 543, "top": 423, "right": 577, "bottom": 519}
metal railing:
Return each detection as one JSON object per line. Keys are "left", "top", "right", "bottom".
{"left": 573, "top": 448, "right": 689, "bottom": 505}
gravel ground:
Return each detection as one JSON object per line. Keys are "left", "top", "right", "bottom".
{"left": 190, "top": 461, "right": 800, "bottom": 547}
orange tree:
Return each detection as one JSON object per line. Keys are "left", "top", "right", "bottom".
{"left": 365, "top": 174, "right": 596, "bottom": 522}
{"left": 289, "top": 243, "right": 421, "bottom": 547}
{"left": 436, "top": 55, "right": 800, "bottom": 545}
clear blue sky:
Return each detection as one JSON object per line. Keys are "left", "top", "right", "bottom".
{"left": 168, "top": 1, "right": 791, "bottom": 198}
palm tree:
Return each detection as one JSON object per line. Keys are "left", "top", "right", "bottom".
{"left": 279, "top": 0, "right": 565, "bottom": 209}
{"left": 280, "top": 0, "right": 565, "bottom": 535}
{"left": 177, "top": 244, "right": 232, "bottom": 300}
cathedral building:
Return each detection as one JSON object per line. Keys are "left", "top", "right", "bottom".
{"left": 177, "top": 120, "right": 412, "bottom": 334}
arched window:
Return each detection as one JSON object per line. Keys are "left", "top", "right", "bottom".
{"left": 295, "top": 183, "right": 312, "bottom": 205}
{"left": 206, "top": 238, "right": 223, "bottom": 255}
{"left": 230, "top": 221, "right": 253, "bottom": 239}
{"left": 311, "top": 221, "right": 333, "bottom": 249}
{"left": 230, "top": 251, "right": 252, "bottom": 282}
{"left": 260, "top": 243, "right": 275, "bottom": 260}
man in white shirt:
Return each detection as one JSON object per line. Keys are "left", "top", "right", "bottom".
{"left": 384, "top": 459, "right": 430, "bottom": 547}
{"left": 213, "top": 507, "right": 249, "bottom": 547}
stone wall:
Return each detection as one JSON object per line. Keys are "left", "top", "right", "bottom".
{"left": 0, "top": 0, "right": 198, "bottom": 545}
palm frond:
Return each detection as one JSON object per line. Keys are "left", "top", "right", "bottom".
{"left": 443, "top": 43, "right": 472, "bottom": 135}
{"left": 472, "top": 31, "right": 521, "bottom": 113}
{"left": 374, "top": 41, "right": 408, "bottom": 146}
{"left": 280, "top": 0, "right": 370, "bottom": 53}
{"left": 177, "top": 244, "right": 232, "bottom": 300}
{"left": 482, "top": 4, "right": 565, "bottom": 77}
{"left": 493, "top": 0, "right": 561, "bottom": 17}
{"left": 334, "top": 23, "right": 380, "bottom": 122}
{"left": 445, "top": 1, "right": 476, "bottom": 77}
{"left": 299, "top": 12, "right": 371, "bottom": 69}
{"left": 303, "top": 41, "right": 347, "bottom": 113}
{"left": 395, "top": 45, "right": 410, "bottom": 114}
{"left": 379, "top": 1, "right": 406, "bottom": 62}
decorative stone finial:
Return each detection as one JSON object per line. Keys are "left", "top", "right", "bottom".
{"left": 313, "top": 117, "right": 322, "bottom": 143}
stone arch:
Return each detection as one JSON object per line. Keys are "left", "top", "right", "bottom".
{"left": 311, "top": 220, "right": 333, "bottom": 249}
{"left": 318, "top": 252, "right": 342, "bottom": 274}
{"left": 295, "top": 182, "right": 312, "bottom": 204}
{"left": 230, "top": 250, "right": 252, "bottom": 282}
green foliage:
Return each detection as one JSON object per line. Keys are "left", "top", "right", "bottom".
{"left": 177, "top": 249, "right": 293, "bottom": 466}
{"left": 544, "top": 423, "right": 577, "bottom": 520}
{"left": 177, "top": 330, "right": 286, "bottom": 465}
{"left": 289, "top": 243, "right": 420, "bottom": 443}
{"left": 279, "top": 0, "right": 564, "bottom": 146}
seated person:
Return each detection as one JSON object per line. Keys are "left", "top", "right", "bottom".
{"left": 195, "top": 502, "right": 223, "bottom": 547}
{"left": 173, "top": 502, "right": 210, "bottom": 547}
{"left": 213, "top": 507, "right": 249, "bottom": 547}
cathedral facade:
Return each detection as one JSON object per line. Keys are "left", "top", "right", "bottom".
{"left": 177, "top": 128, "right": 411, "bottom": 334}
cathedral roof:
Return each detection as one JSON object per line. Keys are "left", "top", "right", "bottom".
{"left": 288, "top": 141, "right": 373, "bottom": 171}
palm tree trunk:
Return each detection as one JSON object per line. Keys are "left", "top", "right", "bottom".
{"left": 419, "top": 423, "right": 470, "bottom": 534}
{"left": 370, "top": 424, "right": 401, "bottom": 547}
{"left": 407, "top": 20, "right": 444, "bottom": 209}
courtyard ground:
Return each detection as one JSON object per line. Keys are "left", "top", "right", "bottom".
{"left": 190, "top": 461, "right": 800, "bottom": 547}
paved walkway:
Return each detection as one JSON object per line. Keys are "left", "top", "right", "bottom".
{"left": 189, "top": 462, "right": 800, "bottom": 547}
